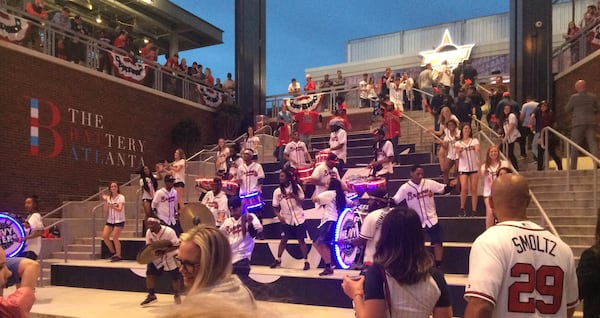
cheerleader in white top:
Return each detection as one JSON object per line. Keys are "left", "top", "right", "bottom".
{"left": 243, "top": 126, "right": 261, "bottom": 153}
{"left": 166, "top": 148, "right": 186, "bottom": 211}
{"left": 101, "top": 182, "right": 125, "bottom": 262}
{"left": 454, "top": 123, "right": 480, "bottom": 217}
{"left": 215, "top": 138, "right": 230, "bottom": 178}
{"left": 479, "top": 145, "right": 510, "bottom": 228}
{"left": 429, "top": 107, "right": 459, "bottom": 184}
{"left": 140, "top": 165, "right": 159, "bottom": 218}
{"left": 441, "top": 117, "right": 460, "bottom": 185}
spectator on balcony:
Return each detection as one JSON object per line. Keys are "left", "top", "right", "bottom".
{"left": 358, "top": 73, "right": 369, "bottom": 108}
{"left": 288, "top": 78, "right": 301, "bottom": 97}
{"left": 319, "top": 74, "right": 334, "bottom": 111}
{"left": 214, "top": 78, "right": 223, "bottom": 90}
{"left": 223, "top": 73, "right": 235, "bottom": 94}
{"left": 68, "top": 15, "right": 87, "bottom": 65}
{"left": 332, "top": 70, "right": 345, "bottom": 92}
{"left": 24, "top": 0, "right": 47, "bottom": 50}
{"left": 205, "top": 68, "right": 215, "bottom": 86}
{"left": 580, "top": 5, "right": 598, "bottom": 29}
{"left": 565, "top": 79, "right": 599, "bottom": 170}
{"left": 51, "top": 7, "right": 70, "bottom": 59}
{"left": 187, "top": 62, "right": 199, "bottom": 77}
{"left": 113, "top": 30, "right": 129, "bottom": 53}
{"left": 304, "top": 74, "right": 315, "bottom": 94}
{"left": 366, "top": 76, "right": 379, "bottom": 107}
{"left": 378, "top": 67, "right": 393, "bottom": 98}
{"left": 96, "top": 30, "right": 112, "bottom": 73}
{"left": 563, "top": 21, "right": 581, "bottom": 63}
{"left": 179, "top": 58, "right": 189, "bottom": 74}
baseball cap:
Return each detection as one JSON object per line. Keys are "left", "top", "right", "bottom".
{"left": 502, "top": 92, "right": 510, "bottom": 97}
{"left": 326, "top": 153, "right": 339, "bottom": 163}
{"left": 164, "top": 174, "right": 175, "bottom": 182}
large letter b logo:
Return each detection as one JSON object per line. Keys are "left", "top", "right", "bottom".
{"left": 29, "top": 98, "right": 63, "bottom": 158}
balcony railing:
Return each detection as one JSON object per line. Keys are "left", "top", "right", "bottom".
{"left": 552, "top": 18, "right": 600, "bottom": 73}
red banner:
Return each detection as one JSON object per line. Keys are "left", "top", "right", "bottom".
{"left": 107, "top": 51, "right": 147, "bottom": 83}
{"left": 0, "top": 11, "right": 30, "bottom": 42}
{"left": 284, "top": 94, "right": 324, "bottom": 114}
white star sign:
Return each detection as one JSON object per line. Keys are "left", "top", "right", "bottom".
{"left": 419, "top": 29, "right": 475, "bottom": 71}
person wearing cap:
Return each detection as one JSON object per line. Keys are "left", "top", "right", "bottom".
{"left": 201, "top": 178, "right": 230, "bottom": 227}
{"left": 152, "top": 174, "right": 182, "bottom": 236}
{"left": 351, "top": 188, "right": 390, "bottom": 268}
{"left": 368, "top": 128, "right": 394, "bottom": 189}
{"left": 235, "top": 149, "right": 265, "bottom": 234}
{"left": 140, "top": 218, "right": 182, "bottom": 306}
{"left": 311, "top": 152, "right": 342, "bottom": 200}
{"left": 304, "top": 74, "right": 315, "bottom": 93}
{"left": 328, "top": 118, "right": 348, "bottom": 177}
{"left": 392, "top": 164, "right": 457, "bottom": 268}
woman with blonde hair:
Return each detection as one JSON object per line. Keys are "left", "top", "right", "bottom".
{"left": 178, "top": 225, "right": 255, "bottom": 306}
{"left": 101, "top": 182, "right": 125, "bottom": 262}
{"left": 429, "top": 107, "right": 459, "bottom": 184}
{"left": 479, "top": 145, "right": 509, "bottom": 228}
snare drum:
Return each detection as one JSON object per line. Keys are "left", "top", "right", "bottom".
{"left": 315, "top": 150, "right": 330, "bottom": 165}
{"left": 195, "top": 178, "right": 214, "bottom": 191}
{"left": 364, "top": 177, "right": 387, "bottom": 195}
{"left": 346, "top": 176, "right": 368, "bottom": 196}
{"left": 239, "top": 192, "right": 264, "bottom": 212}
{"left": 222, "top": 180, "right": 239, "bottom": 196}
{"left": 296, "top": 166, "right": 314, "bottom": 183}
{"left": 346, "top": 176, "right": 387, "bottom": 197}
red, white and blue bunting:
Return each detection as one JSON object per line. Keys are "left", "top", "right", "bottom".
{"left": 284, "top": 94, "right": 323, "bottom": 114}
{"left": 0, "top": 10, "right": 30, "bottom": 42}
{"left": 195, "top": 84, "right": 223, "bottom": 108}
{"left": 107, "top": 51, "right": 147, "bottom": 83}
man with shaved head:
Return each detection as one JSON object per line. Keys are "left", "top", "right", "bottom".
{"left": 565, "top": 79, "right": 598, "bottom": 170}
{"left": 464, "top": 174, "right": 579, "bottom": 318}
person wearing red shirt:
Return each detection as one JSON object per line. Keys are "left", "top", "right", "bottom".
{"left": 381, "top": 100, "right": 402, "bottom": 164}
{"left": 293, "top": 109, "right": 322, "bottom": 150}
{"left": 304, "top": 74, "right": 316, "bottom": 93}
{"left": 274, "top": 121, "right": 290, "bottom": 164}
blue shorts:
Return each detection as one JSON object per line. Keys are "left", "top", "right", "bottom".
{"left": 5, "top": 257, "right": 22, "bottom": 287}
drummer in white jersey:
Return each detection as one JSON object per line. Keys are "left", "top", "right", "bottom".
{"left": 367, "top": 128, "right": 394, "bottom": 190}
{"left": 354, "top": 188, "right": 390, "bottom": 268}
{"left": 454, "top": 123, "right": 480, "bottom": 217}
{"left": 201, "top": 177, "right": 230, "bottom": 227}
{"left": 152, "top": 174, "right": 182, "bottom": 236}
{"left": 392, "top": 164, "right": 456, "bottom": 268}
{"left": 327, "top": 118, "right": 347, "bottom": 177}
{"left": 270, "top": 168, "right": 310, "bottom": 271}
{"left": 310, "top": 152, "right": 342, "bottom": 201}
{"left": 235, "top": 149, "right": 266, "bottom": 231}
{"left": 464, "top": 174, "right": 579, "bottom": 318}
{"left": 139, "top": 218, "right": 181, "bottom": 306}
{"left": 284, "top": 130, "right": 313, "bottom": 170}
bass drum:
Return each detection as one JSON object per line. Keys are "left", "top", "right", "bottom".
{"left": 333, "top": 205, "right": 367, "bottom": 269}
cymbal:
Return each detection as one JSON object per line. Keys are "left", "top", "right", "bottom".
{"left": 179, "top": 203, "right": 216, "bottom": 232}
{"left": 136, "top": 239, "right": 173, "bottom": 264}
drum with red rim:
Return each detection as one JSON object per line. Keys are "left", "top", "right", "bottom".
{"left": 222, "top": 180, "right": 239, "bottom": 196}
{"left": 315, "top": 150, "right": 330, "bottom": 165}
{"left": 195, "top": 178, "right": 214, "bottom": 191}
{"left": 346, "top": 176, "right": 386, "bottom": 197}
{"left": 296, "top": 166, "right": 314, "bottom": 183}
{"left": 240, "top": 192, "right": 264, "bottom": 212}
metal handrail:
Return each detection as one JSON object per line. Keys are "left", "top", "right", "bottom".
{"left": 412, "top": 87, "right": 434, "bottom": 98}
{"left": 91, "top": 202, "right": 105, "bottom": 260}
{"left": 542, "top": 126, "right": 600, "bottom": 211}
{"left": 476, "top": 131, "right": 559, "bottom": 237}
{"left": 475, "top": 83, "right": 492, "bottom": 95}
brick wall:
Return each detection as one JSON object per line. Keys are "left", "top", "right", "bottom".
{"left": 0, "top": 43, "right": 217, "bottom": 214}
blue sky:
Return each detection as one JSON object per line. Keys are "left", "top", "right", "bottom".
{"left": 170, "top": 0, "right": 508, "bottom": 95}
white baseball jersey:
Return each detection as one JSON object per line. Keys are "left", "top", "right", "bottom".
{"left": 228, "top": 157, "right": 244, "bottom": 178}
{"left": 140, "top": 177, "right": 157, "bottom": 200}
{"left": 216, "top": 147, "right": 230, "bottom": 172}
{"left": 220, "top": 214, "right": 263, "bottom": 264}
{"left": 329, "top": 129, "right": 347, "bottom": 162}
{"left": 359, "top": 208, "right": 389, "bottom": 264}
{"left": 455, "top": 138, "right": 480, "bottom": 172}
{"left": 315, "top": 190, "right": 351, "bottom": 227}
{"left": 284, "top": 140, "right": 310, "bottom": 168}
{"left": 201, "top": 190, "right": 230, "bottom": 227}
{"left": 392, "top": 179, "right": 446, "bottom": 228}
{"left": 24, "top": 212, "right": 43, "bottom": 255}
{"left": 504, "top": 113, "right": 521, "bottom": 143}
{"left": 172, "top": 159, "right": 186, "bottom": 184}
{"left": 374, "top": 139, "right": 394, "bottom": 175}
{"left": 106, "top": 194, "right": 126, "bottom": 224}
{"left": 152, "top": 188, "right": 177, "bottom": 225}
{"left": 480, "top": 160, "right": 510, "bottom": 197}
{"left": 465, "top": 220, "right": 579, "bottom": 318}
{"left": 444, "top": 129, "right": 460, "bottom": 160}
{"left": 311, "top": 164, "right": 340, "bottom": 196}
{"left": 145, "top": 225, "right": 179, "bottom": 271}
{"left": 236, "top": 161, "right": 265, "bottom": 195}
{"left": 245, "top": 136, "right": 260, "bottom": 152}
{"left": 272, "top": 184, "right": 306, "bottom": 226}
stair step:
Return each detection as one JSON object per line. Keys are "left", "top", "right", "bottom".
{"left": 558, "top": 234, "right": 596, "bottom": 246}
{"left": 50, "top": 251, "right": 100, "bottom": 260}
{"left": 529, "top": 215, "right": 598, "bottom": 225}
{"left": 67, "top": 244, "right": 101, "bottom": 252}
{"left": 553, "top": 225, "right": 597, "bottom": 236}
{"left": 527, "top": 191, "right": 595, "bottom": 200}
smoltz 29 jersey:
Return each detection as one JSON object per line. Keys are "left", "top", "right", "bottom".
{"left": 464, "top": 220, "right": 579, "bottom": 318}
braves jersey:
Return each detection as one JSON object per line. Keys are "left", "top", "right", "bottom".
{"left": 220, "top": 214, "right": 263, "bottom": 264}
{"left": 106, "top": 194, "right": 126, "bottom": 224}
{"left": 329, "top": 129, "right": 347, "bottom": 162}
{"left": 201, "top": 190, "right": 230, "bottom": 227}
{"left": 216, "top": 147, "right": 230, "bottom": 172}
{"left": 152, "top": 188, "right": 177, "bottom": 225}
{"left": 359, "top": 208, "right": 390, "bottom": 264}
{"left": 145, "top": 225, "right": 179, "bottom": 271}
{"left": 464, "top": 220, "right": 579, "bottom": 318}
{"left": 284, "top": 140, "right": 310, "bottom": 168}
{"left": 272, "top": 185, "right": 305, "bottom": 226}
{"left": 311, "top": 164, "right": 340, "bottom": 196}
{"left": 315, "top": 190, "right": 351, "bottom": 227}
{"left": 455, "top": 138, "right": 480, "bottom": 172}
{"left": 480, "top": 160, "right": 510, "bottom": 197}
{"left": 392, "top": 179, "right": 446, "bottom": 228}
{"left": 236, "top": 161, "right": 265, "bottom": 194}
{"left": 444, "top": 129, "right": 459, "bottom": 160}
{"left": 374, "top": 140, "right": 394, "bottom": 175}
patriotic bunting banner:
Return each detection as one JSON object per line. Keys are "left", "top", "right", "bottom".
{"left": 107, "top": 51, "right": 147, "bottom": 83}
{"left": 0, "top": 10, "right": 30, "bottom": 42}
{"left": 284, "top": 94, "right": 324, "bottom": 114}
{"left": 195, "top": 84, "right": 224, "bottom": 108}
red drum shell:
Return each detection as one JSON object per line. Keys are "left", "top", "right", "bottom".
{"left": 296, "top": 166, "right": 314, "bottom": 183}
{"left": 222, "top": 180, "right": 239, "bottom": 196}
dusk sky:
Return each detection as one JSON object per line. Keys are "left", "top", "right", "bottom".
{"left": 170, "top": 0, "right": 509, "bottom": 95}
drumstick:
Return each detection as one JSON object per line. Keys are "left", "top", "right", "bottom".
{"left": 354, "top": 163, "right": 369, "bottom": 166}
